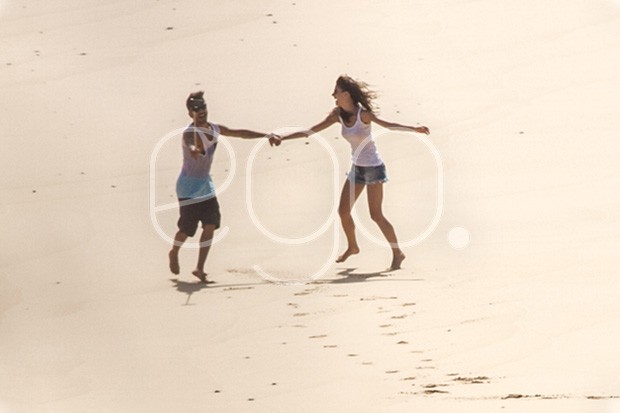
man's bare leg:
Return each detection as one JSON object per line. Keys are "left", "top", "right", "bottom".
{"left": 169, "top": 231, "right": 188, "bottom": 275}
{"left": 336, "top": 180, "right": 365, "bottom": 263}
{"left": 192, "top": 224, "right": 215, "bottom": 282}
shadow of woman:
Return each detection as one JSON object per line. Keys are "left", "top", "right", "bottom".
{"left": 314, "top": 268, "right": 424, "bottom": 284}
{"left": 326, "top": 268, "right": 392, "bottom": 283}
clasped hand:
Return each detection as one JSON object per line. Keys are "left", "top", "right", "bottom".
{"left": 267, "top": 133, "right": 282, "bottom": 147}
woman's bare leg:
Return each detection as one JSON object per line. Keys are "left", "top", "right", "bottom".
{"left": 366, "top": 183, "right": 405, "bottom": 270}
{"left": 336, "top": 180, "right": 365, "bottom": 263}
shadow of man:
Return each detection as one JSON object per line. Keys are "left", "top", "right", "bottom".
{"left": 170, "top": 279, "right": 212, "bottom": 305}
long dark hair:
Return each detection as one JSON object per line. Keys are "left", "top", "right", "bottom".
{"left": 336, "top": 75, "right": 378, "bottom": 122}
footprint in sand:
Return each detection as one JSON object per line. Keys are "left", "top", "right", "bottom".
{"left": 422, "top": 384, "right": 450, "bottom": 395}
{"left": 424, "top": 384, "right": 447, "bottom": 389}
{"left": 424, "top": 389, "right": 449, "bottom": 395}
{"left": 419, "top": 360, "right": 436, "bottom": 369}
{"left": 502, "top": 394, "right": 526, "bottom": 399}
{"left": 453, "top": 376, "right": 490, "bottom": 384}
{"left": 360, "top": 296, "right": 398, "bottom": 301}
{"left": 223, "top": 286, "right": 254, "bottom": 291}
{"left": 294, "top": 289, "right": 315, "bottom": 296}
{"left": 226, "top": 268, "right": 255, "bottom": 275}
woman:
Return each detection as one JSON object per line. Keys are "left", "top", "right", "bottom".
{"left": 276, "top": 75, "right": 430, "bottom": 270}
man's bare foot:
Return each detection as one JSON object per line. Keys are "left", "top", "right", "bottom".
{"left": 389, "top": 252, "right": 406, "bottom": 271}
{"left": 192, "top": 269, "right": 207, "bottom": 283}
{"left": 336, "top": 247, "right": 360, "bottom": 263}
{"left": 169, "top": 250, "right": 180, "bottom": 275}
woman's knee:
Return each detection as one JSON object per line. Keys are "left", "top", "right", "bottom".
{"left": 370, "top": 210, "right": 386, "bottom": 224}
{"left": 338, "top": 204, "right": 353, "bottom": 219}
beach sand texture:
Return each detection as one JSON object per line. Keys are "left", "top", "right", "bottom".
{"left": 1, "top": 0, "right": 620, "bottom": 411}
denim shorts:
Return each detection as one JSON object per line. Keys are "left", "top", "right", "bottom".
{"left": 347, "top": 163, "right": 388, "bottom": 185}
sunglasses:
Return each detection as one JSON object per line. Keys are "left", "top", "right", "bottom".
{"left": 188, "top": 98, "right": 207, "bottom": 111}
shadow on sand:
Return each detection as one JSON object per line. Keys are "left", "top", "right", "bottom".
{"left": 316, "top": 268, "right": 425, "bottom": 284}
{"left": 331, "top": 268, "right": 392, "bottom": 283}
{"left": 170, "top": 278, "right": 268, "bottom": 305}
{"left": 170, "top": 279, "right": 211, "bottom": 305}
{"left": 170, "top": 267, "right": 423, "bottom": 303}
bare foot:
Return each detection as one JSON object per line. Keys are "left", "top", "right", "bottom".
{"left": 389, "top": 252, "right": 406, "bottom": 271}
{"left": 192, "top": 269, "right": 207, "bottom": 283}
{"left": 169, "top": 250, "right": 180, "bottom": 275}
{"left": 336, "top": 247, "right": 360, "bottom": 263}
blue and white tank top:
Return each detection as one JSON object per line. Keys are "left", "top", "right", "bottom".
{"left": 339, "top": 107, "right": 383, "bottom": 167}
{"left": 176, "top": 122, "right": 219, "bottom": 199}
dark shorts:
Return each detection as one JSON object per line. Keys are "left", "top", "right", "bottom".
{"left": 177, "top": 197, "right": 221, "bottom": 237}
{"left": 347, "top": 163, "right": 388, "bottom": 185}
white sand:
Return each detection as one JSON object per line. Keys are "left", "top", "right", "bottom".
{"left": 2, "top": 0, "right": 620, "bottom": 411}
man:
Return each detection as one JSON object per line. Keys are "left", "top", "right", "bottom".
{"left": 168, "top": 91, "right": 277, "bottom": 282}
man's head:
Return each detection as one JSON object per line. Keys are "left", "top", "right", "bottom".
{"left": 186, "top": 91, "right": 208, "bottom": 122}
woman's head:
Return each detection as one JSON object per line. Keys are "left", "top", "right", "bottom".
{"left": 333, "top": 75, "right": 378, "bottom": 113}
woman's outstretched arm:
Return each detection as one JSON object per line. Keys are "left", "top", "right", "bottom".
{"left": 363, "top": 111, "right": 430, "bottom": 135}
{"left": 279, "top": 108, "right": 340, "bottom": 141}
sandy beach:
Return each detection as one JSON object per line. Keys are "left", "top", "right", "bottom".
{"left": 2, "top": 0, "right": 620, "bottom": 411}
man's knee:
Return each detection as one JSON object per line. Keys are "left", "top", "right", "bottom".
{"left": 200, "top": 224, "right": 216, "bottom": 237}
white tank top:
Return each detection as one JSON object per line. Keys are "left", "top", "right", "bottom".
{"left": 176, "top": 122, "right": 220, "bottom": 199}
{"left": 339, "top": 107, "right": 383, "bottom": 167}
